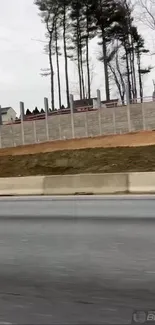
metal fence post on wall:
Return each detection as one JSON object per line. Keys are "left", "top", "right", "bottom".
{"left": 70, "top": 94, "right": 75, "bottom": 138}
{"left": 97, "top": 89, "right": 101, "bottom": 108}
{"left": 58, "top": 114, "right": 62, "bottom": 140}
{"left": 141, "top": 101, "right": 146, "bottom": 131}
{"left": 20, "top": 101, "right": 25, "bottom": 145}
{"left": 10, "top": 119, "right": 15, "bottom": 147}
{"left": 127, "top": 105, "right": 131, "bottom": 133}
{"left": 113, "top": 107, "right": 116, "bottom": 134}
{"left": 85, "top": 111, "right": 88, "bottom": 137}
{"left": 33, "top": 120, "right": 37, "bottom": 143}
{"left": 125, "top": 83, "right": 131, "bottom": 132}
{"left": 44, "top": 97, "right": 49, "bottom": 141}
{"left": 97, "top": 89, "right": 102, "bottom": 135}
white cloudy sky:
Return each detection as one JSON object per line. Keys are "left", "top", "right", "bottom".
{"left": 0, "top": 0, "right": 154, "bottom": 115}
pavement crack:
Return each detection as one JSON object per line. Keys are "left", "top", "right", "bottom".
{"left": 0, "top": 292, "right": 21, "bottom": 297}
{"left": 76, "top": 300, "right": 94, "bottom": 305}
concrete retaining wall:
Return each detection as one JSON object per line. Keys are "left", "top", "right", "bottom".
{"left": 0, "top": 176, "right": 45, "bottom": 196}
{"left": 128, "top": 172, "right": 155, "bottom": 193}
{"left": 0, "top": 172, "right": 155, "bottom": 195}
{"left": 1, "top": 101, "right": 155, "bottom": 148}
{"left": 43, "top": 173, "right": 128, "bottom": 195}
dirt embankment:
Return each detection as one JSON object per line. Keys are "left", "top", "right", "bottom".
{"left": 1, "top": 145, "right": 155, "bottom": 177}
{"left": 0, "top": 130, "right": 155, "bottom": 177}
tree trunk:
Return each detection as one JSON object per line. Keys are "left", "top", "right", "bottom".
{"left": 77, "top": 16, "right": 82, "bottom": 99}
{"left": 125, "top": 44, "right": 132, "bottom": 103}
{"left": 86, "top": 13, "right": 91, "bottom": 99}
{"left": 55, "top": 23, "right": 61, "bottom": 110}
{"left": 137, "top": 52, "right": 143, "bottom": 102}
{"left": 79, "top": 35, "right": 85, "bottom": 99}
{"left": 131, "top": 36, "right": 137, "bottom": 101}
{"left": 128, "top": 46, "right": 134, "bottom": 101}
{"left": 78, "top": 47, "right": 82, "bottom": 99}
{"left": 63, "top": 4, "right": 70, "bottom": 107}
{"left": 49, "top": 35, "right": 54, "bottom": 111}
{"left": 116, "top": 52, "right": 125, "bottom": 105}
{"left": 109, "top": 63, "right": 124, "bottom": 105}
{"left": 128, "top": 35, "right": 137, "bottom": 102}
{"left": 80, "top": 57, "right": 85, "bottom": 99}
{"left": 102, "top": 32, "right": 110, "bottom": 101}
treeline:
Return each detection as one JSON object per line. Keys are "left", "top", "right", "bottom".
{"left": 26, "top": 108, "right": 45, "bottom": 115}
{"left": 26, "top": 105, "right": 66, "bottom": 115}
{"left": 35, "top": 0, "right": 152, "bottom": 110}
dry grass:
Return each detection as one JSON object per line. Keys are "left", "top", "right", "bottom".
{"left": 0, "top": 130, "right": 155, "bottom": 156}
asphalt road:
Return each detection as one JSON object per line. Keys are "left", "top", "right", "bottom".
{"left": 0, "top": 195, "right": 155, "bottom": 324}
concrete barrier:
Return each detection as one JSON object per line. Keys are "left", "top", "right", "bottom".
{"left": 129, "top": 172, "right": 155, "bottom": 193}
{"left": 0, "top": 172, "right": 155, "bottom": 195}
{"left": 0, "top": 176, "right": 45, "bottom": 195}
{"left": 43, "top": 173, "right": 128, "bottom": 195}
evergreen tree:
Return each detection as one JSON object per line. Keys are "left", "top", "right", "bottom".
{"left": 68, "top": 0, "right": 86, "bottom": 99}
{"left": 35, "top": 0, "right": 151, "bottom": 106}
{"left": 93, "top": 0, "right": 122, "bottom": 101}
{"left": 35, "top": 0, "right": 60, "bottom": 110}
{"left": 108, "top": 0, "right": 133, "bottom": 102}
{"left": 26, "top": 109, "right": 32, "bottom": 115}
{"left": 33, "top": 107, "right": 40, "bottom": 114}
{"left": 52, "top": 17, "right": 62, "bottom": 109}
{"left": 134, "top": 32, "right": 152, "bottom": 102}
{"left": 58, "top": 0, "right": 70, "bottom": 107}
{"left": 78, "top": 0, "right": 97, "bottom": 99}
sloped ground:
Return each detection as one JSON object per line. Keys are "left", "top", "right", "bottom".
{"left": 0, "top": 130, "right": 155, "bottom": 156}
{"left": 1, "top": 145, "right": 155, "bottom": 177}
{"left": 0, "top": 130, "right": 155, "bottom": 177}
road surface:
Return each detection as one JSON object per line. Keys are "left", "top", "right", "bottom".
{"left": 0, "top": 195, "right": 155, "bottom": 324}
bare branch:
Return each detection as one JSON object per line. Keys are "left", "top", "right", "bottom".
{"left": 40, "top": 68, "right": 51, "bottom": 77}
{"left": 138, "top": 0, "right": 155, "bottom": 30}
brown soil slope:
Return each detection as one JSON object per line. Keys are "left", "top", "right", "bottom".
{"left": 1, "top": 145, "right": 155, "bottom": 177}
{"left": 0, "top": 130, "right": 155, "bottom": 156}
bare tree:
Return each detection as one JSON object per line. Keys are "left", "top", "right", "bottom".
{"left": 70, "top": 59, "right": 95, "bottom": 98}
{"left": 108, "top": 45, "right": 126, "bottom": 105}
{"left": 40, "top": 67, "right": 51, "bottom": 77}
{"left": 139, "top": 0, "right": 155, "bottom": 30}
{"left": 85, "top": 60, "right": 96, "bottom": 98}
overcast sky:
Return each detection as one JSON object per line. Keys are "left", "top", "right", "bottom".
{"left": 0, "top": 0, "right": 154, "bottom": 114}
